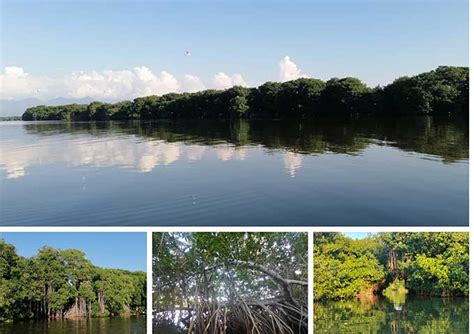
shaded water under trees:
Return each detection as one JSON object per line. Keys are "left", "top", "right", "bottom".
{"left": 314, "top": 297, "right": 468, "bottom": 334}
{"left": 0, "top": 116, "right": 468, "bottom": 225}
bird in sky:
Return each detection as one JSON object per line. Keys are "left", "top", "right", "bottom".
{"left": 184, "top": 51, "right": 191, "bottom": 56}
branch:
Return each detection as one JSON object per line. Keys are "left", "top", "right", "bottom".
{"left": 227, "top": 260, "right": 307, "bottom": 302}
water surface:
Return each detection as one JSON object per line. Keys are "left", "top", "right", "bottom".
{"left": 0, "top": 316, "right": 145, "bottom": 334}
{"left": 0, "top": 117, "right": 468, "bottom": 225}
{"left": 314, "top": 297, "right": 468, "bottom": 333}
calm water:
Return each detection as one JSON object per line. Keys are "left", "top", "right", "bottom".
{"left": 314, "top": 297, "right": 469, "bottom": 334}
{"left": 0, "top": 117, "right": 468, "bottom": 225}
{"left": 0, "top": 316, "right": 146, "bottom": 334}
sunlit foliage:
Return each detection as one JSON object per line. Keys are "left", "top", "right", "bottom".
{"left": 313, "top": 232, "right": 469, "bottom": 302}
{"left": 0, "top": 240, "right": 146, "bottom": 322}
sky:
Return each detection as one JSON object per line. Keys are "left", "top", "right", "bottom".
{"left": 0, "top": 0, "right": 468, "bottom": 102}
{"left": 343, "top": 232, "right": 374, "bottom": 239}
{"left": 0, "top": 232, "right": 147, "bottom": 271}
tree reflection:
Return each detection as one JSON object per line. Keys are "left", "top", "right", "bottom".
{"left": 314, "top": 297, "right": 468, "bottom": 334}
{"left": 23, "top": 116, "right": 468, "bottom": 163}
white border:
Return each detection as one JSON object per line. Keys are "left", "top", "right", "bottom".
{"left": 469, "top": 0, "right": 472, "bottom": 331}
{"left": 146, "top": 231, "right": 153, "bottom": 334}
{"left": 307, "top": 232, "right": 314, "bottom": 334}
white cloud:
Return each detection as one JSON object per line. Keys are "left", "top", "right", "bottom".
{"left": 1, "top": 64, "right": 252, "bottom": 101}
{"left": 65, "top": 67, "right": 180, "bottom": 99}
{"left": 0, "top": 66, "right": 54, "bottom": 100}
{"left": 0, "top": 66, "right": 250, "bottom": 100}
{"left": 278, "top": 56, "right": 307, "bottom": 82}
{"left": 182, "top": 74, "right": 206, "bottom": 93}
{"left": 5, "top": 66, "right": 27, "bottom": 77}
{"left": 0, "top": 66, "right": 182, "bottom": 101}
{"left": 213, "top": 72, "right": 248, "bottom": 89}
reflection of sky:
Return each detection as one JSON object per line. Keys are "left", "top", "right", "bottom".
{"left": 0, "top": 127, "right": 309, "bottom": 179}
{"left": 0, "top": 123, "right": 468, "bottom": 226}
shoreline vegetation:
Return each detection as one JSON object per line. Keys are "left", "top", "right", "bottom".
{"left": 313, "top": 232, "right": 469, "bottom": 304}
{"left": 21, "top": 66, "right": 468, "bottom": 121}
{"left": 0, "top": 240, "right": 146, "bottom": 323}
{"left": 0, "top": 116, "right": 21, "bottom": 121}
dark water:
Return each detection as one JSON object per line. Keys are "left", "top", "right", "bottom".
{"left": 0, "top": 316, "right": 146, "bottom": 334}
{"left": 0, "top": 117, "right": 468, "bottom": 225}
{"left": 314, "top": 296, "right": 469, "bottom": 334}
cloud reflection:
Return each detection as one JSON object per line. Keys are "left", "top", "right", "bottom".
{"left": 1, "top": 133, "right": 304, "bottom": 179}
{"left": 215, "top": 146, "right": 248, "bottom": 161}
{"left": 283, "top": 152, "right": 304, "bottom": 177}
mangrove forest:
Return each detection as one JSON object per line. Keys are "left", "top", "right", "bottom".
{"left": 22, "top": 66, "right": 468, "bottom": 121}
{"left": 153, "top": 232, "right": 308, "bottom": 334}
{"left": 314, "top": 232, "right": 468, "bottom": 301}
{"left": 0, "top": 240, "right": 146, "bottom": 322}
{"left": 313, "top": 232, "right": 469, "bottom": 333}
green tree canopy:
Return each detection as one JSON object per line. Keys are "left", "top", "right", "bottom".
{"left": 0, "top": 240, "right": 146, "bottom": 322}
{"left": 153, "top": 232, "right": 307, "bottom": 334}
{"left": 314, "top": 232, "right": 469, "bottom": 302}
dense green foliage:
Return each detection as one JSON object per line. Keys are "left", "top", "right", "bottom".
{"left": 153, "top": 232, "right": 307, "bottom": 334}
{"left": 22, "top": 67, "right": 468, "bottom": 121}
{"left": 314, "top": 232, "right": 469, "bottom": 302}
{"left": 0, "top": 240, "right": 146, "bottom": 322}
{"left": 313, "top": 233, "right": 385, "bottom": 301}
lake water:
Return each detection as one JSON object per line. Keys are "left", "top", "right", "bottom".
{"left": 0, "top": 117, "right": 468, "bottom": 225}
{"left": 0, "top": 316, "right": 146, "bottom": 334}
{"left": 314, "top": 296, "right": 469, "bottom": 333}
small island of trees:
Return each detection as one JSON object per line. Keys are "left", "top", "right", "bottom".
{"left": 22, "top": 66, "right": 468, "bottom": 121}
{"left": 153, "top": 232, "right": 308, "bottom": 334}
{"left": 0, "top": 240, "right": 146, "bottom": 322}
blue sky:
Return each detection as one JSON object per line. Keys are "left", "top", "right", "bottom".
{"left": 343, "top": 232, "right": 374, "bottom": 239}
{"left": 0, "top": 232, "right": 147, "bottom": 271}
{"left": 0, "top": 0, "right": 468, "bottom": 101}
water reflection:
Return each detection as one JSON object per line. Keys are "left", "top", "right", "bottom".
{"left": 0, "top": 117, "right": 468, "bottom": 180}
{"left": 283, "top": 152, "right": 304, "bottom": 178}
{"left": 0, "top": 117, "right": 468, "bottom": 226}
{"left": 314, "top": 297, "right": 468, "bottom": 334}
{"left": 0, "top": 316, "right": 146, "bottom": 334}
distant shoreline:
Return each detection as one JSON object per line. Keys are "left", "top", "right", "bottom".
{"left": 0, "top": 116, "right": 22, "bottom": 121}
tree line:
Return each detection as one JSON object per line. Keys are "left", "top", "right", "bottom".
{"left": 22, "top": 66, "right": 468, "bottom": 121}
{"left": 314, "top": 232, "right": 469, "bottom": 302}
{"left": 0, "top": 240, "right": 146, "bottom": 322}
{"left": 0, "top": 116, "right": 22, "bottom": 121}
{"left": 153, "top": 232, "right": 308, "bottom": 334}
